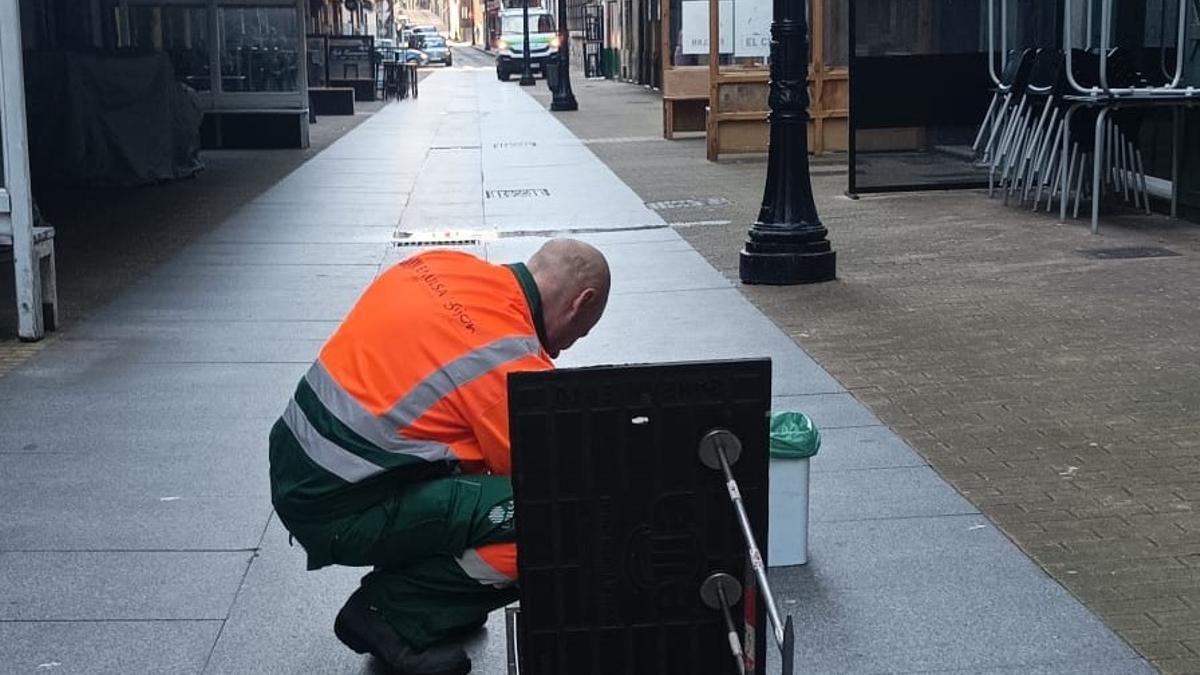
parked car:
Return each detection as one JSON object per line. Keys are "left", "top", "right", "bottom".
{"left": 375, "top": 41, "right": 430, "bottom": 67}
{"left": 495, "top": 9, "right": 558, "bottom": 81}
{"left": 418, "top": 34, "right": 452, "bottom": 66}
{"left": 400, "top": 48, "right": 430, "bottom": 66}
{"left": 410, "top": 25, "right": 440, "bottom": 42}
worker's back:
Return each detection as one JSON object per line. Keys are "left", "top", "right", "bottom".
{"left": 269, "top": 250, "right": 553, "bottom": 526}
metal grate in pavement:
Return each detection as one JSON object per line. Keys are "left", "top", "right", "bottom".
{"left": 486, "top": 188, "right": 551, "bottom": 199}
{"left": 393, "top": 229, "right": 498, "bottom": 247}
{"left": 645, "top": 197, "right": 731, "bottom": 210}
{"left": 1077, "top": 246, "right": 1181, "bottom": 260}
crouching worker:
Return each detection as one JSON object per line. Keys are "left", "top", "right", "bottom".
{"left": 268, "top": 239, "right": 610, "bottom": 675}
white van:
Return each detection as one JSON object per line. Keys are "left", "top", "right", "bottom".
{"left": 495, "top": 9, "right": 558, "bottom": 81}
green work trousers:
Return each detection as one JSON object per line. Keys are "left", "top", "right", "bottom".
{"left": 279, "top": 474, "right": 519, "bottom": 651}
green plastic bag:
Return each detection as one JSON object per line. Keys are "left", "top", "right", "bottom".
{"left": 769, "top": 411, "right": 821, "bottom": 459}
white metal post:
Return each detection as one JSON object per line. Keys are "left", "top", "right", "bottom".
{"left": 0, "top": 0, "right": 43, "bottom": 340}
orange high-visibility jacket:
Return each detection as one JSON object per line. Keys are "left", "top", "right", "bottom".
{"left": 269, "top": 250, "right": 553, "bottom": 519}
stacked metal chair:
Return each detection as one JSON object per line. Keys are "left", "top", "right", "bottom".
{"left": 978, "top": 47, "right": 1155, "bottom": 217}
{"left": 974, "top": 48, "right": 1036, "bottom": 170}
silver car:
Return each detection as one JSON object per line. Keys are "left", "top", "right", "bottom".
{"left": 419, "top": 35, "right": 452, "bottom": 66}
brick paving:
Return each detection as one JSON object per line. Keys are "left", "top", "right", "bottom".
{"left": 529, "top": 76, "right": 1200, "bottom": 674}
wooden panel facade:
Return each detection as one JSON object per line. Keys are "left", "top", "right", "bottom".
{"left": 660, "top": 0, "right": 848, "bottom": 158}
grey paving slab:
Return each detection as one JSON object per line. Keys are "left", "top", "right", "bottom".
{"left": 203, "top": 222, "right": 396, "bottom": 244}
{"left": 766, "top": 517, "right": 1149, "bottom": 674}
{"left": 0, "top": 620, "right": 222, "bottom": 675}
{"left": 56, "top": 320, "right": 333, "bottom": 363}
{"left": 557, "top": 287, "right": 846, "bottom": 396}
{"left": 0, "top": 551, "right": 251, "bottom": 620}
{"left": 259, "top": 170, "right": 420, "bottom": 193}
{"left": 0, "top": 362, "right": 301, "bottom": 425}
{"left": 215, "top": 203, "right": 401, "bottom": 229}
{"left": 0, "top": 423, "right": 277, "bottom": 490}
{"left": 172, "top": 242, "right": 385, "bottom": 267}
{"left": 805, "top": 465, "right": 979, "bottom": 523}
{"left": 206, "top": 517, "right": 512, "bottom": 675}
{"left": 99, "top": 285, "right": 363, "bottom": 322}
{"left": 150, "top": 261, "right": 378, "bottom": 280}
{"left": 252, "top": 189, "right": 411, "bottom": 209}
{"left": 0, "top": 430, "right": 266, "bottom": 492}
{"left": 2, "top": 493, "right": 268, "bottom": 551}
{"left": 772, "top": 392, "right": 883, "bottom": 430}
{"left": 202, "top": 518, "right": 374, "bottom": 674}
{"left": 809, "top": 424, "right": 929, "bottom": 472}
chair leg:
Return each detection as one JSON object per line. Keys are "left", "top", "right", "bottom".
{"left": 974, "top": 94, "right": 1001, "bottom": 155}
{"left": 1124, "top": 140, "right": 1140, "bottom": 209}
{"left": 1045, "top": 139, "right": 1065, "bottom": 212}
{"left": 1039, "top": 119, "right": 1065, "bottom": 210}
{"left": 1027, "top": 107, "right": 1060, "bottom": 205}
{"left": 983, "top": 93, "right": 1014, "bottom": 163}
{"left": 36, "top": 240, "right": 58, "bottom": 332}
{"left": 1136, "top": 148, "right": 1152, "bottom": 215}
{"left": 1063, "top": 143, "right": 1080, "bottom": 218}
{"left": 1074, "top": 152, "right": 1090, "bottom": 219}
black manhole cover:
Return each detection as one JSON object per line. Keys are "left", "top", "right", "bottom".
{"left": 486, "top": 188, "right": 550, "bottom": 199}
{"left": 1078, "top": 246, "right": 1181, "bottom": 260}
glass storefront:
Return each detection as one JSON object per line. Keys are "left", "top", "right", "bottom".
{"left": 125, "top": 5, "right": 212, "bottom": 90}
{"left": 219, "top": 6, "right": 300, "bottom": 91}
{"left": 104, "top": 1, "right": 306, "bottom": 99}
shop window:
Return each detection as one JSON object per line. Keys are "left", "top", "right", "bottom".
{"left": 219, "top": 6, "right": 300, "bottom": 92}
{"left": 824, "top": 0, "right": 848, "bottom": 67}
{"left": 123, "top": 5, "right": 212, "bottom": 90}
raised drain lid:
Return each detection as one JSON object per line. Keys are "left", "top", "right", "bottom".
{"left": 393, "top": 229, "right": 498, "bottom": 247}
{"left": 1078, "top": 246, "right": 1181, "bottom": 260}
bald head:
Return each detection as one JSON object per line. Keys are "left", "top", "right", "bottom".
{"left": 526, "top": 239, "right": 610, "bottom": 358}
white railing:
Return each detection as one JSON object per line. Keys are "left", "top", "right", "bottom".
{"left": 1, "top": 0, "right": 49, "bottom": 339}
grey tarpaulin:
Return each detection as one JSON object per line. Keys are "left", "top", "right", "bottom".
{"left": 24, "top": 51, "right": 204, "bottom": 187}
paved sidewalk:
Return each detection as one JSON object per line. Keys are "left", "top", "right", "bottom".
{"left": 528, "top": 77, "right": 1200, "bottom": 673}
{"left": 0, "top": 65, "right": 1155, "bottom": 674}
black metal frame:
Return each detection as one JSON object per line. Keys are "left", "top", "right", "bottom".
{"left": 846, "top": 0, "right": 1002, "bottom": 196}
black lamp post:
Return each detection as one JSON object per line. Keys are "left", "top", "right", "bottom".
{"left": 550, "top": 0, "right": 578, "bottom": 109}
{"left": 518, "top": 0, "right": 536, "bottom": 85}
{"left": 738, "top": 0, "right": 836, "bottom": 285}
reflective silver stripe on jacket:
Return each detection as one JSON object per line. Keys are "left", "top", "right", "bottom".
{"left": 304, "top": 335, "right": 541, "bottom": 464}
{"left": 305, "top": 361, "right": 454, "bottom": 463}
{"left": 281, "top": 398, "right": 385, "bottom": 483}
{"left": 456, "top": 548, "right": 515, "bottom": 588}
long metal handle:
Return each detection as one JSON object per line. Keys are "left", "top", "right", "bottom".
{"left": 716, "top": 581, "right": 747, "bottom": 675}
{"left": 715, "top": 441, "right": 786, "bottom": 649}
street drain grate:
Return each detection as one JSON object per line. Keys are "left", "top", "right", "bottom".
{"left": 494, "top": 141, "right": 536, "bottom": 148}
{"left": 486, "top": 188, "right": 550, "bottom": 199}
{"left": 393, "top": 229, "right": 498, "bottom": 247}
{"left": 1078, "top": 246, "right": 1181, "bottom": 260}
{"left": 645, "top": 197, "right": 731, "bottom": 210}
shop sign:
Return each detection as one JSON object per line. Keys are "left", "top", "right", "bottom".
{"left": 733, "top": 0, "right": 770, "bottom": 58}
{"left": 681, "top": 0, "right": 733, "bottom": 55}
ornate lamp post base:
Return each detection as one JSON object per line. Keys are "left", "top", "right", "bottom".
{"left": 739, "top": 228, "right": 836, "bottom": 285}
{"left": 738, "top": 3, "right": 836, "bottom": 285}
{"left": 550, "top": 84, "right": 578, "bottom": 110}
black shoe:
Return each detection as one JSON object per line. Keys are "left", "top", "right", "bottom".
{"left": 335, "top": 591, "right": 472, "bottom": 675}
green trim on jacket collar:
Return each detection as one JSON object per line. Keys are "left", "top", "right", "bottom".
{"left": 506, "top": 262, "right": 549, "bottom": 352}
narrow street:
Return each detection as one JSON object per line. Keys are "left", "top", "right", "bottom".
{"left": 0, "top": 62, "right": 1161, "bottom": 674}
